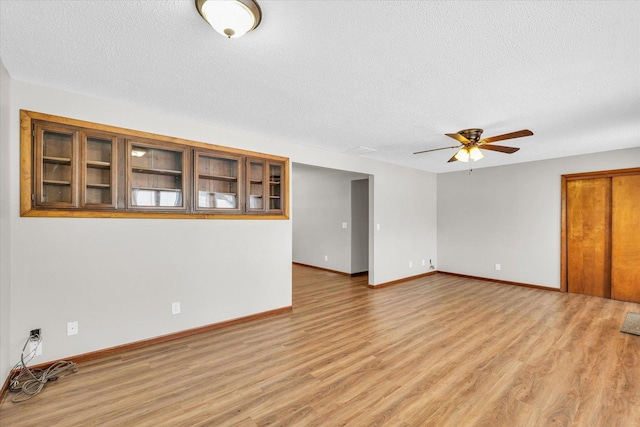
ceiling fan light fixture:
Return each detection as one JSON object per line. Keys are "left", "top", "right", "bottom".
{"left": 196, "top": 0, "right": 262, "bottom": 38}
{"left": 469, "top": 146, "right": 484, "bottom": 161}
{"left": 454, "top": 148, "right": 470, "bottom": 162}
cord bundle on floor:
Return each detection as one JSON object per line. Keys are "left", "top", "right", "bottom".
{"left": 9, "top": 335, "right": 78, "bottom": 403}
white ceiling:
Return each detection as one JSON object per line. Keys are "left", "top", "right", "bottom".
{"left": 1, "top": 0, "right": 638, "bottom": 173}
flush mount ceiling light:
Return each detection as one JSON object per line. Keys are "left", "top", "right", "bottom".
{"left": 196, "top": 0, "right": 262, "bottom": 38}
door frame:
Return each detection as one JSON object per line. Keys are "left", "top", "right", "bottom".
{"left": 560, "top": 167, "right": 640, "bottom": 293}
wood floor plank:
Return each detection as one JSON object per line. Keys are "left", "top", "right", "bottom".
{"left": 2, "top": 265, "right": 640, "bottom": 426}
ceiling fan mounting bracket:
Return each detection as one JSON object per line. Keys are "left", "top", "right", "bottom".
{"left": 458, "top": 128, "right": 483, "bottom": 143}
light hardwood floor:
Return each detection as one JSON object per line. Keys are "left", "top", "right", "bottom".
{"left": 2, "top": 265, "right": 640, "bottom": 426}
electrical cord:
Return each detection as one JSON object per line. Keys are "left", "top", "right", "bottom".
{"left": 9, "top": 335, "right": 78, "bottom": 403}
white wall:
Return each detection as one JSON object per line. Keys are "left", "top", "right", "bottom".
{"left": 292, "top": 164, "right": 368, "bottom": 274}
{"left": 437, "top": 148, "right": 640, "bottom": 288}
{"left": 1, "top": 61, "right": 12, "bottom": 382}
{"left": 5, "top": 81, "right": 294, "bottom": 368}
{"left": 2, "top": 78, "right": 439, "bottom": 374}
{"left": 351, "top": 179, "right": 369, "bottom": 274}
{"left": 368, "top": 164, "right": 439, "bottom": 284}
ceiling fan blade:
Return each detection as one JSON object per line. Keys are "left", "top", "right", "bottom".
{"left": 481, "top": 129, "right": 533, "bottom": 144}
{"left": 479, "top": 144, "right": 520, "bottom": 154}
{"left": 445, "top": 133, "right": 471, "bottom": 144}
{"left": 447, "top": 153, "right": 459, "bottom": 163}
{"left": 413, "top": 145, "right": 460, "bottom": 155}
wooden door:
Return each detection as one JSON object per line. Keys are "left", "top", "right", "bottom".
{"left": 566, "top": 178, "right": 611, "bottom": 297}
{"left": 611, "top": 175, "right": 640, "bottom": 303}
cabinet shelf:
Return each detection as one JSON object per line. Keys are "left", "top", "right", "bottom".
{"left": 43, "top": 179, "right": 71, "bottom": 186}
{"left": 132, "top": 167, "right": 182, "bottom": 176}
{"left": 43, "top": 156, "right": 71, "bottom": 164}
{"left": 87, "top": 160, "right": 111, "bottom": 169}
{"left": 87, "top": 183, "right": 111, "bottom": 189}
{"left": 133, "top": 186, "right": 182, "bottom": 192}
{"left": 200, "top": 191, "right": 237, "bottom": 196}
{"left": 199, "top": 174, "right": 237, "bottom": 181}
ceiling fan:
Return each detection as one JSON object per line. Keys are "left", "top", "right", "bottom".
{"left": 414, "top": 128, "right": 534, "bottom": 163}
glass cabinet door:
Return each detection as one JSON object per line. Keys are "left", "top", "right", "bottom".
{"left": 194, "top": 150, "right": 242, "bottom": 213}
{"left": 268, "top": 162, "right": 283, "bottom": 213}
{"left": 245, "top": 158, "right": 286, "bottom": 214}
{"left": 82, "top": 133, "right": 117, "bottom": 208}
{"left": 34, "top": 124, "right": 78, "bottom": 208}
{"left": 127, "top": 140, "right": 188, "bottom": 210}
{"left": 246, "top": 159, "right": 265, "bottom": 213}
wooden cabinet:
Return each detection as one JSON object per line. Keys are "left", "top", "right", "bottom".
{"left": 246, "top": 158, "right": 285, "bottom": 214}
{"left": 268, "top": 161, "right": 284, "bottom": 213}
{"left": 247, "top": 158, "right": 266, "bottom": 213}
{"left": 127, "top": 140, "right": 189, "bottom": 211}
{"left": 34, "top": 124, "right": 117, "bottom": 209}
{"left": 21, "top": 110, "right": 288, "bottom": 219}
{"left": 194, "top": 150, "right": 242, "bottom": 213}
{"left": 195, "top": 152, "right": 284, "bottom": 214}
{"left": 83, "top": 133, "right": 117, "bottom": 208}
{"left": 34, "top": 124, "right": 79, "bottom": 208}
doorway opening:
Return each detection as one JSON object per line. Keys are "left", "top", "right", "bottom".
{"left": 291, "top": 163, "right": 372, "bottom": 280}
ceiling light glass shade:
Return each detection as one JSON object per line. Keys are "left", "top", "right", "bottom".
{"left": 454, "top": 148, "right": 470, "bottom": 162}
{"left": 469, "top": 146, "right": 484, "bottom": 161}
{"left": 196, "top": 0, "right": 262, "bottom": 38}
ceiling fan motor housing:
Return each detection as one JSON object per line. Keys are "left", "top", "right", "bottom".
{"left": 459, "top": 128, "right": 483, "bottom": 143}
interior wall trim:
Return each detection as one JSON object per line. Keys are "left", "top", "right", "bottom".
{"left": 292, "top": 262, "right": 352, "bottom": 276}
{"left": 367, "top": 271, "right": 438, "bottom": 289}
{"left": 0, "top": 306, "right": 292, "bottom": 400}
{"left": 438, "top": 271, "right": 560, "bottom": 292}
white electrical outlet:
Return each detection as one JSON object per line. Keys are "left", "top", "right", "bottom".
{"left": 342, "top": 222, "right": 348, "bottom": 229}
{"left": 422, "top": 259, "right": 426, "bottom": 266}
{"left": 29, "top": 340, "right": 43, "bottom": 356}
{"left": 324, "top": 255, "right": 328, "bottom": 261}
{"left": 376, "top": 223, "right": 380, "bottom": 231}
{"left": 495, "top": 263, "right": 501, "bottom": 271}
{"left": 172, "top": 302, "right": 181, "bottom": 315}
{"left": 409, "top": 261, "right": 413, "bottom": 268}
{"left": 67, "top": 321, "right": 78, "bottom": 336}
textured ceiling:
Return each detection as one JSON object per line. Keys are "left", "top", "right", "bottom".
{"left": 1, "top": 0, "right": 638, "bottom": 173}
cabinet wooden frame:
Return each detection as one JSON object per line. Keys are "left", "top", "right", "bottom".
{"left": 20, "top": 110, "right": 289, "bottom": 219}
